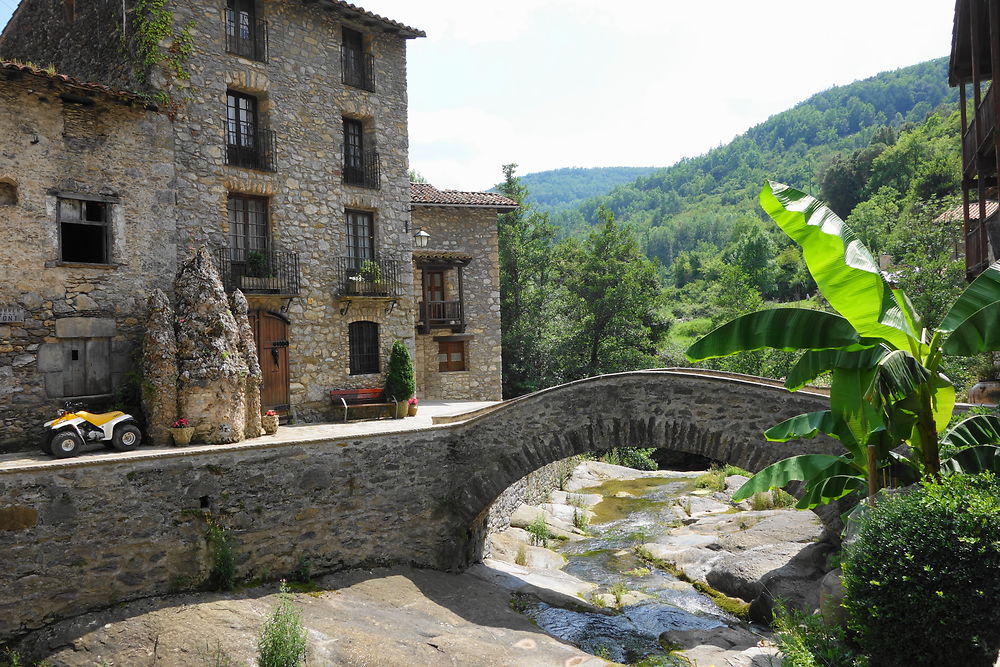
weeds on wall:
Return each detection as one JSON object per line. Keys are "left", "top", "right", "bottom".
{"left": 128, "top": 0, "right": 195, "bottom": 84}
{"left": 206, "top": 519, "right": 235, "bottom": 592}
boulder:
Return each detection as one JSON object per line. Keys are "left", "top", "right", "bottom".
{"left": 488, "top": 528, "right": 566, "bottom": 570}
{"left": 509, "top": 504, "right": 579, "bottom": 539}
{"left": 229, "top": 290, "right": 262, "bottom": 439}
{"left": 818, "top": 567, "right": 846, "bottom": 626}
{"left": 140, "top": 289, "right": 177, "bottom": 446}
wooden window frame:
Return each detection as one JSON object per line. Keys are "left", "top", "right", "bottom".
{"left": 228, "top": 194, "right": 269, "bottom": 260}
{"left": 57, "top": 196, "right": 111, "bottom": 265}
{"left": 226, "top": 90, "right": 258, "bottom": 150}
{"left": 438, "top": 340, "right": 466, "bottom": 372}
{"left": 349, "top": 320, "right": 380, "bottom": 375}
{"left": 345, "top": 209, "right": 375, "bottom": 263}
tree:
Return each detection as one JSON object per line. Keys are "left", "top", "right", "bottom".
{"left": 384, "top": 340, "right": 415, "bottom": 401}
{"left": 553, "top": 207, "right": 669, "bottom": 380}
{"left": 687, "top": 182, "right": 1000, "bottom": 511}
{"left": 497, "top": 164, "right": 556, "bottom": 397}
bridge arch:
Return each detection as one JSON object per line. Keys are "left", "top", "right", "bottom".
{"left": 430, "top": 369, "right": 836, "bottom": 570}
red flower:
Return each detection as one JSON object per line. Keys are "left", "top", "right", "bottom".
{"left": 172, "top": 418, "right": 188, "bottom": 428}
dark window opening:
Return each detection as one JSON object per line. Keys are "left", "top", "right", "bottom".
{"left": 225, "top": 90, "right": 274, "bottom": 171}
{"left": 59, "top": 197, "right": 109, "bottom": 264}
{"left": 228, "top": 194, "right": 269, "bottom": 261}
{"left": 0, "top": 181, "right": 14, "bottom": 206}
{"left": 345, "top": 209, "right": 375, "bottom": 265}
{"left": 71, "top": 349, "right": 79, "bottom": 361}
{"left": 342, "top": 27, "right": 374, "bottom": 91}
{"left": 342, "top": 117, "right": 380, "bottom": 189}
{"left": 226, "top": 0, "right": 267, "bottom": 61}
{"left": 438, "top": 341, "right": 466, "bottom": 372}
{"left": 349, "top": 321, "right": 379, "bottom": 375}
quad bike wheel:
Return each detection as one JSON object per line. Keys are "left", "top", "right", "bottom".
{"left": 112, "top": 424, "right": 142, "bottom": 452}
{"left": 50, "top": 430, "right": 82, "bottom": 458}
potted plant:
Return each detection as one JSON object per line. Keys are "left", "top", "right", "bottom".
{"left": 407, "top": 397, "right": 418, "bottom": 417}
{"left": 384, "top": 340, "right": 415, "bottom": 419}
{"left": 170, "top": 417, "right": 195, "bottom": 446}
{"left": 261, "top": 409, "right": 279, "bottom": 435}
{"left": 242, "top": 251, "right": 277, "bottom": 290}
{"left": 358, "top": 259, "right": 386, "bottom": 295}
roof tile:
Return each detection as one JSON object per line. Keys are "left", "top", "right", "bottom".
{"left": 0, "top": 61, "right": 154, "bottom": 107}
{"left": 410, "top": 182, "right": 518, "bottom": 209}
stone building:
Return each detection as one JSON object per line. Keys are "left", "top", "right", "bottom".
{"left": 0, "top": 62, "right": 176, "bottom": 450}
{"left": 411, "top": 183, "right": 515, "bottom": 401}
{"left": 0, "top": 1, "right": 511, "bottom": 448}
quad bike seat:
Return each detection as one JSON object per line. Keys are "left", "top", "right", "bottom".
{"left": 73, "top": 411, "right": 125, "bottom": 426}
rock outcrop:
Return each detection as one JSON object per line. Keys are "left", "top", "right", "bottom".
{"left": 140, "top": 289, "right": 177, "bottom": 446}
{"left": 173, "top": 248, "right": 248, "bottom": 444}
{"left": 229, "top": 289, "right": 262, "bottom": 440}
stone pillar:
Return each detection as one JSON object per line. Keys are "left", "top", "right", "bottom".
{"left": 141, "top": 289, "right": 178, "bottom": 446}
{"left": 174, "top": 248, "right": 248, "bottom": 444}
{"left": 230, "top": 289, "right": 263, "bottom": 439}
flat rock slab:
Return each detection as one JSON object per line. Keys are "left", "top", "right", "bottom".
{"left": 564, "top": 461, "right": 696, "bottom": 491}
{"left": 715, "top": 511, "right": 822, "bottom": 552}
{"left": 489, "top": 528, "right": 567, "bottom": 570}
{"left": 16, "top": 566, "right": 608, "bottom": 667}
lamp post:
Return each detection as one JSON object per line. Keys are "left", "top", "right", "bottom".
{"left": 413, "top": 229, "right": 430, "bottom": 248}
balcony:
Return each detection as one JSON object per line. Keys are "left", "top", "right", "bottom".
{"left": 343, "top": 150, "right": 380, "bottom": 189}
{"left": 215, "top": 247, "right": 300, "bottom": 295}
{"left": 225, "top": 16, "right": 268, "bottom": 62}
{"left": 418, "top": 300, "right": 465, "bottom": 334}
{"left": 342, "top": 51, "right": 375, "bottom": 91}
{"left": 962, "top": 83, "right": 996, "bottom": 175}
{"left": 225, "top": 125, "right": 277, "bottom": 172}
{"left": 335, "top": 256, "right": 405, "bottom": 298}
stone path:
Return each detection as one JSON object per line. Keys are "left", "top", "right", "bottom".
{"left": 0, "top": 400, "right": 499, "bottom": 473}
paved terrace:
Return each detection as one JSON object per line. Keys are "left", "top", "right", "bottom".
{"left": 0, "top": 400, "right": 499, "bottom": 472}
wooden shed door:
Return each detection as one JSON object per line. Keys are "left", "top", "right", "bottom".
{"left": 250, "top": 311, "right": 290, "bottom": 412}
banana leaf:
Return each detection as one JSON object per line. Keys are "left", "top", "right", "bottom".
{"left": 784, "top": 346, "right": 886, "bottom": 392}
{"left": 868, "top": 350, "right": 931, "bottom": 403}
{"left": 830, "top": 366, "right": 883, "bottom": 459}
{"left": 731, "top": 454, "right": 844, "bottom": 502}
{"left": 760, "top": 181, "right": 917, "bottom": 352}
{"left": 685, "top": 308, "right": 860, "bottom": 362}
{"left": 939, "top": 260, "right": 1000, "bottom": 333}
{"left": 941, "top": 301, "right": 1000, "bottom": 356}
{"left": 764, "top": 411, "right": 841, "bottom": 442}
{"left": 796, "top": 473, "right": 865, "bottom": 510}
{"left": 941, "top": 445, "right": 1000, "bottom": 474}
{"left": 941, "top": 414, "right": 1000, "bottom": 448}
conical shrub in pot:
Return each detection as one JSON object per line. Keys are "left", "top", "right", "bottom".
{"left": 385, "top": 340, "right": 415, "bottom": 417}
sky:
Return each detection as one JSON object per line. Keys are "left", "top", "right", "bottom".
{"left": 0, "top": 1, "right": 956, "bottom": 191}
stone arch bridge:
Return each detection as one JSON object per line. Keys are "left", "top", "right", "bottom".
{"left": 0, "top": 370, "right": 836, "bottom": 640}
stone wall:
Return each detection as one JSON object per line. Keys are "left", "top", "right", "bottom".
{"left": 0, "top": 69, "right": 176, "bottom": 452}
{"left": 0, "top": 370, "right": 837, "bottom": 641}
{"left": 411, "top": 205, "right": 503, "bottom": 401}
{"left": 484, "top": 456, "right": 579, "bottom": 536}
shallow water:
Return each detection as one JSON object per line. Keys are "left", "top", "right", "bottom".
{"left": 525, "top": 475, "right": 740, "bottom": 664}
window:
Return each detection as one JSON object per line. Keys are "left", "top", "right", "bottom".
{"left": 342, "top": 27, "right": 374, "bottom": 91}
{"left": 226, "top": 0, "right": 267, "bottom": 61}
{"left": 423, "top": 271, "right": 445, "bottom": 302}
{"left": 59, "top": 197, "right": 109, "bottom": 264}
{"left": 346, "top": 209, "right": 374, "bottom": 264}
{"left": 342, "top": 117, "right": 379, "bottom": 189}
{"left": 225, "top": 91, "right": 274, "bottom": 171}
{"left": 349, "top": 321, "right": 379, "bottom": 375}
{"left": 438, "top": 341, "right": 466, "bottom": 372}
{"left": 228, "top": 194, "right": 269, "bottom": 260}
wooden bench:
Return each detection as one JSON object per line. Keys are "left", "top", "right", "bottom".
{"left": 329, "top": 388, "right": 398, "bottom": 422}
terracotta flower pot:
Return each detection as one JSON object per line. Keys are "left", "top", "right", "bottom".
{"left": 171, "top": 427, "right": 195, "bottom": 446}
{"left": 408, "top": 404, "right": 418, "bottom": 417}
{"left": 262, "top": 414, "right": 279, "bottom": 435}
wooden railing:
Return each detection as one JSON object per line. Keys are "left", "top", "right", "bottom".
{"left": 963, "top": 83, "right": 996, "bottom": 174}
{"left": 418, "top": 300, "right": 464, "bottom": 333}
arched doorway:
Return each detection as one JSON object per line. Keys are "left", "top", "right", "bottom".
{"left": 249, "top": 310, "right": 290, "bottom": 412}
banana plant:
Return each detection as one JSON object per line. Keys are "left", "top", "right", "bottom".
{"left": 685, "top": 181, "right": 1000, "bottom": 509}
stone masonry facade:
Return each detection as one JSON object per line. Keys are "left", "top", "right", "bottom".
{"left": 0, "top": 1, "right": 510, "bottom": 447}
{"left": 0, "top": 63, "right": 176, "bottom": 451}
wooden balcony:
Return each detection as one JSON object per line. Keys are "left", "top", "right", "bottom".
{"left": 963, "top": 83, "right": 996, "bottom": 176}
{"left": 418, "top": 300, "right": 464, "bottom": 334}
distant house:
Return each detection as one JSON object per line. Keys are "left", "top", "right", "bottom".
{"left": 0, "top": 1, "right": 511, "bottom": 450}
{"left": 949, "top": 0, "right": 1000, "bottom": 280}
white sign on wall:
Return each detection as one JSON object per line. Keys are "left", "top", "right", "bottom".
{"left": 0, "top": 306, "right": 26, "bottom": 323}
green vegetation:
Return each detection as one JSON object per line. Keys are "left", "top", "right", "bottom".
{"left": 749, "top": 489, "right": 796, "bottom": 511}
{"left": 609, "top": 580, "right": 628, "bottom": 608}
{"left": 600, "top": 447, "right": 658, "bottom": 471}
{"left": 843, "top": 473, "right": 1000, "bottom": 667}
{"left": 131, "top": 0, "right": 195, "bottom": 83}
{"left": 694, "top": 464, "right": 751, "bottom": 492}
{"left": 572, "top": 506, "right": 590, "bottom": 532}
{"left": 771, "top": 602, "right": 866, "bottom": 667}
{"left": 206, "top": 520, "right": 235, "bottom": 592}
{"left": 384, "top": 340, "right": 415, "bottom": 402}
{"left": 688, "top": 182, "right": 1000, "bottom": 512}
{"left": 292, "top": 556, "right": 312, "bottom": 584}
{"left": 257, "top": 582, "right": 307, "bottom": 667}
{"left": 526, "top": 513, "right": 552, "bottom": 548}
{"left": 514, "top": 544, "right": 528, "bottom": 566}
{"left": 515, "top": 166, "right": 662, "bottom": 214}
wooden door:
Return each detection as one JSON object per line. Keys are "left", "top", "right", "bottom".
{"left": 250, "top": 311, "right": 290, "bottom": 412}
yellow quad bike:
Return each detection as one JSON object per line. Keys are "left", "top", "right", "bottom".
{"left": 42, "top": 405, "right": 143, "bottom": 458}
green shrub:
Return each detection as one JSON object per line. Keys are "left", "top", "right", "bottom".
{"left": 206, "top": 521, "right": 235, "bottom": 592}
{"left": 257, "top": 582, "right": 307, "bottom": 667}
{"left": 572, "top": 507, "right": 590, "bottom": 531}
{"left": 772, "top": 602, "right": 865, "bottom": 667}
{"left": 527, "top": 513, "right": 552, "bottom": 548}
{"left": 384, "top": 340, "right": 415, "bottom": 401}
{"left": 843, "top": 473, "right": 1000, "bottom": 667}
{"left": 601, "top": 447, "right": 658, "bottom": 470}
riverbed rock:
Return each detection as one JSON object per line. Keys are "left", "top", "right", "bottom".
{"left": 539, "top": 502, "right": 596, "bottom": 526}
{"left": 549, "top": 490, "right": 603, "bottom": 507}
{"left": 489, "top": 528, "right": 567, "bottom": 570}
{"left": 662, "top": 624, "right": 761, "bottom": 651}
{"left": 564, "top": 460, "right": 695, "bottom": 491}
{"left": 470, "top": 560, "right": 615, "bottom": 617}
{"left": 715, "top": 510, "right": 823, "bottom": 551}
{"left": 510, "top": 503, "right": 580, "bottom": 539}
{"left": 818, "top": 567, "right": 846, "bottom": 626}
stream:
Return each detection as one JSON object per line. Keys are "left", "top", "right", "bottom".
{"left": 523, "top": 474, "right": 752, "bottom": 665}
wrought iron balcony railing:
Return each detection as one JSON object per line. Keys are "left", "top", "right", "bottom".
{"left": 342, "top": 51, "right": 375, "bottom": 91}
{"left": 335, "top": 256, "right": 405, "bottom": 297}
{"left": 225, "top": 126, "right": 276, "bottom": 172}
{"left": 418, "top": 300, "right": 465, "bottom": 334}
{"left": 216, "top": 247, "right": 300, "bottom": 295}
{"left": 225, "top": 15, "right": 268, "bottom": 62}
{"left": 343, "top": 150, "right": 380, "bottom": 189}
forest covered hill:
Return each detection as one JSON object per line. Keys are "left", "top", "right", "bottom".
{"left": 512, "top": 167, "right": 663, "bottom": 213}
